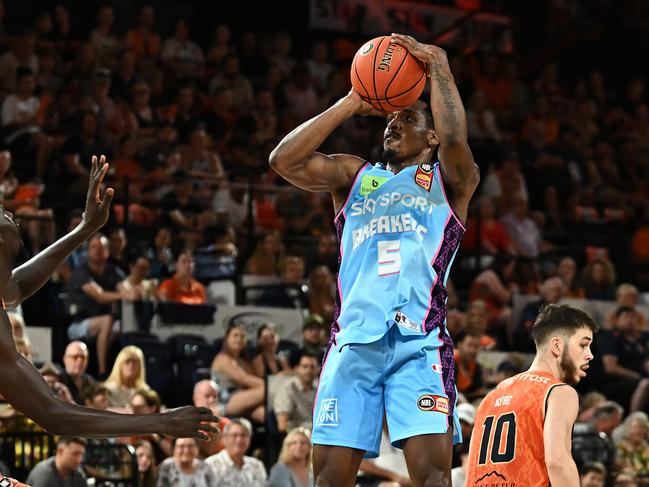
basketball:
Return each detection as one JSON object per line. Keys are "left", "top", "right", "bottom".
{"left": 351, "top": 35, "right": 427, "bottom": 113}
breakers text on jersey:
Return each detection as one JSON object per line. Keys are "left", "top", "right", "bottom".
{"left": 352, "top": 212, "right": 428, "bottom": 249}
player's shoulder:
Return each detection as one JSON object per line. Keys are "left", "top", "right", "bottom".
{"left": 546, "top": 383, "right": 578, "bottom": 404}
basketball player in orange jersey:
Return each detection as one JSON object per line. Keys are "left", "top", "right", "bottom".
{"left": 465, "top": 304, "right": 597, "bottom": 487}
{"left": 271, "top": 33, "right": 479, "bottom": 487}
{"left": 0, "top": 156, "right": 218, "bottom": 486}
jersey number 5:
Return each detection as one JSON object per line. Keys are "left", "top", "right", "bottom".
{"left": 477, "top": 412, "right": 517, "bottom": 465}
{"left": 377, "top": 240, "right": 401, "bottom": 276}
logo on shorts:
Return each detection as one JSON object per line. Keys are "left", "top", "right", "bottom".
{"left": 417, "top": 394, "right": 450, "bottom": 414}
{"left": 316, "top": 398, "right": 339, "bottom": 426}
{"left": 431, "top": 363, "right": 443, "bottom": 373}
{"left": 359, "top": 42, "right": 374, "bottom": 56}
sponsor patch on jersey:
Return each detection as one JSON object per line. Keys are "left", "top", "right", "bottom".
{"left": 315, "top": 398, "right": 339, "bottom": 426}
{"left": 394, "top": 311, "right": 419, "bottom": 332}
{"left": 360, "top": 175, "right": 388, "bottom": 196}
{"left": 414, "top": 166, "right": 432, "bottom": 191}
{"left": 431, "top": 363, "right": 443, "bottom": 373}
{"left": 417, "top": 394, "right": 450, "bottom": 414}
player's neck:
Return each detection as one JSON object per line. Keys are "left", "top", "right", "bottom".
{"left": 528, "top": 356, "right": 562, "bottom": 381}
{"left": 385, "top": 149, "right": 433, "bottom": 174}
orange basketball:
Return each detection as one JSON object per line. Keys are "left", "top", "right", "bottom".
{"left": 351, "top": 35, "right": 427, "bottom": 113}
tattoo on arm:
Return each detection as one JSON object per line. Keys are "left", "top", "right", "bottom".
{"left": 430, "top": 62, "right": 459, "bottom": 133}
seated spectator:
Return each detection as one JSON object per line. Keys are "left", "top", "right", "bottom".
{"left": 124, "top": 4, "right": 160, "bottom": 58}
{"left": 616, "top": 412, "right": 649, "bottom": 476}
{"left": 26, "top": 437, "right": 87, "bottom": 487}
{"left": 557, "top": 256, "right": 585, "bottom": 298}
{"left": 514, "top": 276, "right": 565, "bottom": 353}
{"left": 300, "top": 314, "right": 327, "bottom": 362}
{"left": 161, "top": 19, "right": 205, "bottom": 79}
{"left": 252, "top": 323, "right": 289, "bottom": 378}
{"left": 604, "top": 283, "right": 648, "bottom": 331}
{"left": 58, "top": 341, "right": 96, "bottom": 404}
{"left": 205, "top": 419, "right": 267, "bottom": 486}
{"left": 118, "top": 251, "right": 156, "bottom": 331}
{"left": 273, "top": 351, "right": 318, "bottom": 433}
{"left": 89, "top": 5, "right": 121, "bottom": 65}
{"left": 580, "top": 462, "right": 607, "bottom": 487}
{"left": 305, "top": 232, "right": 338, "bottom": 275}
{"left": 308, "top": 265, "right": 335, "bottom": 323}
{"left": 103, "top": 345, "right": 151, "bottom": 409}
{"left": 157, "top": 251, "right": 206, "bottom": 305}
{"left": 146, "top": 227, "right": 175, "bottom": 280}
{"left": 469, "top": 254, "right": 515, "bottom": 328}
{"left": 500, "top": 196, "right": 544, "bottom": 258}
{"left": 208, "top": 54, "right": 254, "bottom": 112}
{"left": 156, "top": 438, "right": 215, "bottom": 487}
{"left": 127, "top": 389, "right": 171, "bottom": 464}
{"left": 258, "top": 256, "right": 307, "bottom": 309}
{"left": 454, "top": 329, "right": 486, "bottom": 401}
{"left": 244, "top": 230, "right": 283, "bottom": 276}
{"left": 65, "top": 233, "right": 135, "bottom": 376}
{"left": 107, "top": 227, "right": 128, "bottom": 274}
{"left": 582, "top": 257, "right": 617, "bottom": 301}
{"left": 597, "top": 307, "right": 649, "bottom": 413}
{"left": 462, "top": 196, "right": 517, "bottom": 255}
{"left": 268, "top": 427, "right": 313, "bottom": 487}
{"left": 193, "top": 380, "right": 227, "bottom": 458}
{"left": 82, "top": 383, "right": 110, "bottom": 410}
{"left": 181, "top": 124, "right": 225, "bottom": 184}
{"left": 40, "top": 362, "right": 74, "bottom": 404}
{"left": 464, "top": 299, "right": 497, "bottom": 350}
{"left": 210, "top": 323, "right": 265, "bottom": 423}
{"left": 135, "top": 440, "right": 157, "bottom": 487}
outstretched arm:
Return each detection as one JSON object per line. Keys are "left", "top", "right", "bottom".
{"left": 0, "top": 313, "right": 218, "bottom": 439}
{"left": 392, "top": 34, "right": 479, "bottom": 223}
{"left": 3, "top": 156, "right": 113, "bottom": 306}
{"left": 269, "top": 91, "right": 378, "bottom": 203}
{"left": 544, "top": 385, "right": 580, "bottom": 486}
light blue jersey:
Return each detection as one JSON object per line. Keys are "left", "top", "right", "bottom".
{"left": 312, "top": 161, "right": 466, "bottom": 456}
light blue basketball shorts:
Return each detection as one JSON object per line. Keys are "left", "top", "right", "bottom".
{"left": 312, "top": 324, "right": 461, "bottom": 458}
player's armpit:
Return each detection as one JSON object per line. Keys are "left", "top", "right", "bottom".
{"left": 544, "top": 385, "right": 580, "bottom": 486}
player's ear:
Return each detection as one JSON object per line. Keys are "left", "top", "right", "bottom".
{"left": 426, "top": 129, "right": 439, "bottom": 147}
{"left": 549, "top": 335, "right": 562, "bottom": 357}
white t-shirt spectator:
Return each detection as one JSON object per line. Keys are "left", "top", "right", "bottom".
{"left": 1, "top": 94, "right": 40, "bottom": 143}
{"left": 205, "top": 449, "right": 266, "bottom": 487}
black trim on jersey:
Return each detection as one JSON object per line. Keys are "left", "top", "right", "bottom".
{"left": 543, "top": 383, "right": 568, "bottom": 419}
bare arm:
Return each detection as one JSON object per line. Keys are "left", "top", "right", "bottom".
{"left": 211, "top": 354, "right": 264, "bottom": 388}
{"left": 0, "top": 312, "right": 218, "bottom": 439}
{"left": 602, "top": 355, "right": 643, "bottom": 378}
{"left": 276, "top": 413, "right": 289, "bottom": 433}
{"left": 392, "top": 34, "right": 480, "bottom": 223}
{"left": 80, "top": 281, "right": 126, "bottom": 305}
{"left": 269, "top": 91, "right": 377, "bottom": 202}
{"left": 544, "top": 385, "right": 580, "bottom": 486}
{"left": 4, "top": 156, "right": 114, "bottom": 306}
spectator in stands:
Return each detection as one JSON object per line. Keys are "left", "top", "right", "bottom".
{"left": 157, "top": 250, "right": 206, "bottom": 304}
{"left": 135, "top": 439, "right": 157, "bottom": 487}
{"left": 580, "top": 462, "right": 607, "bottom": 487}
{"left": 501, "top": 196, "right": 544, "bottom": 258}
{"left": 205, "top": 419, "right": 267, "bottom": 486}
{"left": 464, "top": 299, "right": 497, "bottom": 350}
{"left": 26, "top": 437, "right": 87, "bottom": 487}
{"left": 103, "top": 345, "right": 151, "bottom": 408}
{"left": 193, "top": 379, "right": 226, "bottom": 458}
{"left": 558, "top": 256, "right": 585, "bottom": 298}
{"left": 258, "top": 256, "right": 307, "bottom": 309}
{"left": 208, "top": 54, "right": 253, "bottom": 112}
{"left": 597, "top": 306, "right": 649, "bottom": 414}
{"left": 89, "top": 5, "right": 121, "bottom": 65}
{"left": 40, "top": 362, "right": 74, "bottom": 404}
{"left": 582, "top": 257, "right": 617, "bottom": 301}
{"left": 274, "top": 350, "right": 318, "bottom": 433}
{"left": 147, "top": 227, "right": 174, "bottom": 280}
{"left": 613, "top": 472, "right": 637, "bottom": 486}
{"left": 514, "top": 276, "right": 565, "bottom": 352}
{"left": 107, "top": 227, "right": 128, "bottom": 273}
{"left": 210, "top": 323, "right": 265, "bottom": 423}
{"left": 283, "top": 62, "right": 319, "bottom": 122}
{"left": 82, "top": 383, "right": 109, "bottom": 410}
{"left": 65, "top": 232, "right": 134, "bottom": 376}
{"left": 159, "top": 170, "right": 212, "bottom": 238}
{"left": 268, "top": 427, "right": 313, "bottom": 487}
{"left": 128, "top": 389, "right": 171, "bottom": 464}
{"left": 0, "top": 31, "right": 38, "bottom": 94}
{"left": 300, "top": 314, "right": 326, "bottom": 362}
{"left": 161, "top": 19, "right": 205, "bottom": 79}
{"left": 156, "top": 437, "right": 215, "bottom": 487}
{"left": 615, "top": 412, "right": 649, "bottom": 476}
{"left": 462, "top": 196, "right": 517, "bottom": 256}
{"left": 308, "top": 265, "right": 335, "bottom": 324}
{"left": 59, "top": 341, "right": 96, "bottom": 404}
{"left": 469, "top": 254, "right": 515, "bottom": 328}
{"left": 454, "top": 329, "right": 486, "bottom": 401}
{"left": 206, "top": 24, "right": 234, "bottom": 68}
{"left": 305, "top": 232, "right": 338, "bottom": 275}
{"left": 244, "top": 230, "right": 283, "bottom": 276}
{"left": 252, "top": 323, "right": 289, "bottom": 377}
{"left": 181, "top": 124, "right": 226, "bottom": 185}
{"left": 125, "top": 3, "right": 160, "bottom": 58}
{"left": 604, "top": 283, "right": 647, "bottom": 331}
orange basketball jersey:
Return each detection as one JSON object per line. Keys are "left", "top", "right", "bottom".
{"left": 465, "top": 370, "right": 566, "bottom": 487}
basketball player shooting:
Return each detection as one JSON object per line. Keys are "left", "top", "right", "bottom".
{"left": 270, "top": 34, "right": 479, "bottom": 486}
{"left": 0, "top": 156, "right": 218, "bottom": 458}
{"left": 465, "top": 304, "right": 596, "bottom": 486}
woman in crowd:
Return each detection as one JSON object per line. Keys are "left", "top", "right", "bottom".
{"left": 156, "top": 438, "right": 215, "bottom": 487}
{"left": 268, "top": 427, "right": 314, "bottom": 487}
{"left": 103, "top": 345, "right": 151, "bottom": 409}
{"left": 616, "top": 412, "right": 649, "bottom": 477}
{"left": 135, "top": 439, "right": 157, "bottom": 487}
{"left": 252, "top": 323, "right": 289, "bottom": 377}
{"left": 210, "top": 323, "right": 265, "bottom": 423}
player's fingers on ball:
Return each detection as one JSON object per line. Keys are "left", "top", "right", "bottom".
{"left": 198, "top": 423, "right": 219, "bottom": 434}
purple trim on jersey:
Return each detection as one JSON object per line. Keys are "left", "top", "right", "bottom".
{"left": 421, "top": 213, "right": 452, "bottom": 329}
{"left": 435, "top": 164, "right": 467, "bottom": 231}
{"left": 440, "top": 330, "right": 456, "bottom": 417}
{"left": 423, "top": 216, "right": 465, "bottom": 333}
{"left": 330, "top": 214, "right": 345, "bottom": 347}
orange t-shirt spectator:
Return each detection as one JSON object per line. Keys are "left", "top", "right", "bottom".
{"left": 157, "top": 251, "right": 206, "bottom": 304}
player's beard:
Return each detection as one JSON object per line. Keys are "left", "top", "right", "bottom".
{"left": 560, "top": 347, "right": 579, "bottom": 385}
{"left": 382, "top": 147, "right": 399, "bottom": 163}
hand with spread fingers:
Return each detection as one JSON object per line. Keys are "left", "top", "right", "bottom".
{"left": 80, "top": 154, "right": 115, "bottom": 233}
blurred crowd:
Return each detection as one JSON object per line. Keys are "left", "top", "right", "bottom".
{"left": 0, "top": 0, "right": 648, "bottom": 485}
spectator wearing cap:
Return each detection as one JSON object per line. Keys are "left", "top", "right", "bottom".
{"left": 205, "top": 419, "right": 267, "bottom": 486}
{"left": 59, "top": 341, "right": 96, "bottom": 404}
{"left": 454, "top": 329, "right": 486, "bottom": 402}
{"left": 273, "top": 350, "right": 318, "bottom": 433}
{"left": 301, "top": 314, "right": 326, "bottom": 362}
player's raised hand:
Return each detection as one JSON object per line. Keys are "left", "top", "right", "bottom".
{"left": 390, "top": 33, "right": 448, "bottom": 74}
{"left": 345, "top": 89, "right": 387, "bottom": 116}
{"left": 159, "top": 406, "right": 220, "bottom": 440}
{"left": 81, "top": 155, "right": 114, "bottom": 232}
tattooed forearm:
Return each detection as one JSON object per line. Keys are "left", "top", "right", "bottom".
{"left": 429, "top": 61, "right": 463, "bottom": 139}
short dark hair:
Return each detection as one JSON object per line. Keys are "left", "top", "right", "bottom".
{"left": 82, "top": 383, "right": 109, "bottom": 404}
{"left": 532, "top": 304, "right": 598, "bottom": 346}
{"left": 417, "top": 96, "right": 434, "bottom": 130}
{"left": 615, "top": 305, "right": 635, "bottom": 319}
{"left": 580, "top": 461, "right": 607, "bottom": 477}
{"left": 57, "top": 436, "right": 87, "bottom": 448}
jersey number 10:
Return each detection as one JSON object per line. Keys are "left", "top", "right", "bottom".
{"left": 477, "top": 412, "right": 517, "bottom": 465}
